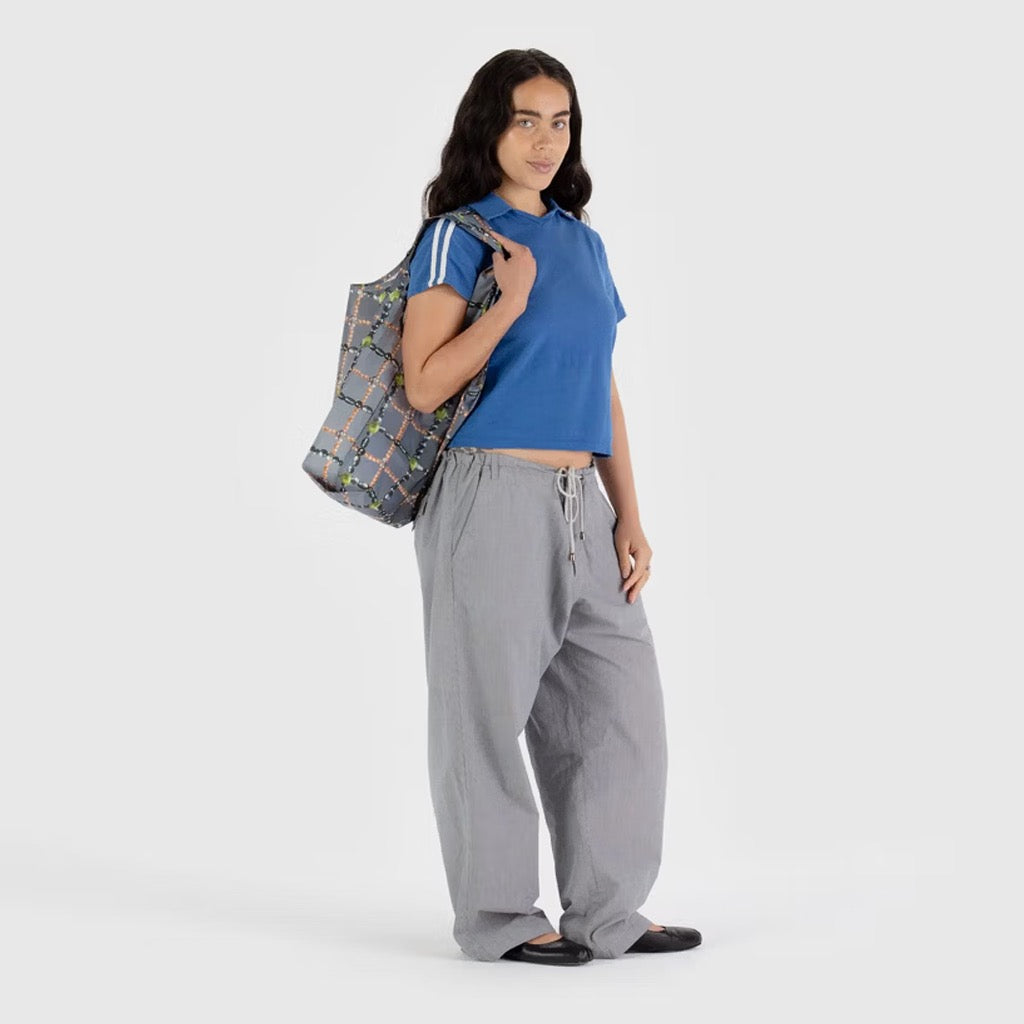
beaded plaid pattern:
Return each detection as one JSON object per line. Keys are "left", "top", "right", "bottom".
{"left": 301, "top": 207, "right": 505, "bottom": 527}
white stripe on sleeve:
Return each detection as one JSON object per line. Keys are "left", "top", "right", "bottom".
{"left": 429, "top": 219, "right": 455, "bottom": 287}
{"left": 427, "top": 221, "right": 442, "bottom": 286}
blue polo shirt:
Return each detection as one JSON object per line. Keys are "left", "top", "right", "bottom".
{"left": 406, "top": 189, "right": 626, "bottom": 457}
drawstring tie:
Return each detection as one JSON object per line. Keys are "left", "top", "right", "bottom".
{"left": 555, "top": 467, "right": 586, "bottom": 575}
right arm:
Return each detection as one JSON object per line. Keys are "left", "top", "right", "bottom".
{"left": 402, "top": 227, "right": 535, "bottom": 414}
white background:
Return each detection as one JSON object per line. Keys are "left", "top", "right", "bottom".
{"left": 2, "top": 1, "right": 1021, "bottom": 1019}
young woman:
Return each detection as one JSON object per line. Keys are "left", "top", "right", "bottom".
{"left": 402, "top": 49, "right": 702, "bottom": 966}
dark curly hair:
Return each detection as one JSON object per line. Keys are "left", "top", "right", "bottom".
{"left": 420, "top": 48, "right": 593, "bottom": 225}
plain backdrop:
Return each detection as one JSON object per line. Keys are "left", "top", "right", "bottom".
{"left": 2, "top": 1, "right": 1021, "bottom": 1020}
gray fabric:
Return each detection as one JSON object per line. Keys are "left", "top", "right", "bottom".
{"left": 413, "top": 446, "right": 669, "bottom": 961}
{"left": 301, "top": 208, "right": 508, "bottom": 527}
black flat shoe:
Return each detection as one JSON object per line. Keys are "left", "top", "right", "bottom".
{"left": 625, "top": 925, "right": 702, "bottom": 953}
{"left": 501, "top": 935, "right": 594, "bottom": 965}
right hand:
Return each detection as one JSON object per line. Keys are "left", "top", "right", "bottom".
{"left": 488, "top": 229, "right": 536, "bottom": 311}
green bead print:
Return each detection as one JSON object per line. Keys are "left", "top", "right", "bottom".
{"left": 303, "top": 205, "right": 499, "bottom": 526}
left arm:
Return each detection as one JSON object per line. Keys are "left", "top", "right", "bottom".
{"left": 596, "top": 371, "right": 653, "bottom": 603}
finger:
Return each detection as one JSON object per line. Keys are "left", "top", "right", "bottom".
{"left": 625, "top": 573, "right": 650, "bottom": 603}
{"left": 616, "top": 546, "right": 632, "bottom": 582}
{"left": 621, "top": 560, "right": 650, "bottom": 594}
{"left": 621, "top": 568, "right": 643, "bottom": 593}
{"left": 630, "top": 567, "right": 652, "bottom": 600}
{"left": 488, "top": 231, "right": 525, "bottom": 257}
{"left": 486, "top": 228, "right": 518, "bottom": 248}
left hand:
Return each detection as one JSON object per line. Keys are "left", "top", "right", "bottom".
{"left": 613, "top": 516, "right": 653, "bottom": 603}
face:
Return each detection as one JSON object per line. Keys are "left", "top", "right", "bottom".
{"left": 494, "top": 75, "right": 572, "bottom": 199}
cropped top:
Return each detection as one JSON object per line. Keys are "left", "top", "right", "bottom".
{"left": 407, "top": 189, "right": 627, "bottom": 457}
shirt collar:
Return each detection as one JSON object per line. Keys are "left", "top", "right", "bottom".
{"left": 470, "top": 189, "right": 575, "bottom": 223}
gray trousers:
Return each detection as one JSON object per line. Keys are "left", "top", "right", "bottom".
{"left": 412, "top": 446, "right": 668, "bottom": 961}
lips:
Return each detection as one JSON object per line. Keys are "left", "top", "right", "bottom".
{"left": 528, "top": 161, "right": 554, "bottom": 173}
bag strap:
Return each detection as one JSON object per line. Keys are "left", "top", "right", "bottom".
{"left": 441, "top": 206, "right": 512, "bottom": 260}
{"left": 402, "top": 203, "right": 512, "bottom": 272}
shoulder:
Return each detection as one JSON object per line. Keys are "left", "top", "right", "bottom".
{"left": 412, "top": 214, "right": 491, "bottom": 262}
{"left": 576, "top": 217, "right": 606, "bottom": 247}
{"left": 558, "top": 214, "right": 607, "bottom": 258}
{"left": 566, "top": 218, "right": 616, "bottom": 276}
{"left": 408, "top": 215, "right": 491, "bottom": 301}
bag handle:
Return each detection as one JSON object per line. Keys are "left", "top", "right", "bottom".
{"left": 402, "top": 203, "right": 513, "bottom": 272}
{"left": 442, "top": 206, "right": 512, "bottom": 261}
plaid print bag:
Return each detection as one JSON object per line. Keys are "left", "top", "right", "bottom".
{"left": 301, "top": 206, "right": 509, "bottom": 528}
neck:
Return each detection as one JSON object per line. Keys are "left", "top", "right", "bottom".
{"left": 495, "top": 181, "right": 547, "bottom": 217}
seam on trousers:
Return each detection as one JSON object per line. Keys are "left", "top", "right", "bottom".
{"left": 448, "top": 512, "right": 487, "bottom": 962}
{"left": 568, "top": 659, "right": 604, "bottom": 937}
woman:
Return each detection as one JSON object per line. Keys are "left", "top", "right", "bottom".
{"left": 402, "top": 48, "right": 702, "bottom": 966}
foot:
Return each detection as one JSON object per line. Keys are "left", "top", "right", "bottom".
{"left": 625, "top": 924, "right": 702, "bottom": 953}
{"left": 501, "top": 933, "right": 594, "bottom": 965}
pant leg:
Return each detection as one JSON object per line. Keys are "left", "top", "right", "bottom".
{"left": 524, "top": 474, "right": 669, "bottom": 959}
{"left": 413, "top": 448, "right": 575, "bottom": 961}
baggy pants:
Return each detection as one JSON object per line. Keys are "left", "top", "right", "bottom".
{"left": 412, "top": 446, "right": 669, "bottom": 961}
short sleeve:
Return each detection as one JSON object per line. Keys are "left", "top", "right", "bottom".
{"left": 611, "top": 278, "right": 626, "bottom": 322}
{"left": 596, "top": 233, "right": 627, "bottom": 323}
{"left": 408, "top": 217, "right": 489, "bottom": 302}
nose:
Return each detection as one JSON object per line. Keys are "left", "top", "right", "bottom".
{"left": 534, "top": 126, "right": 557, "bottom": 150}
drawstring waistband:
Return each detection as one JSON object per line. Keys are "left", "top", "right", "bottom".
{"left": 441, "top": 448, "right": 596, "bottom": 576}
{"left": 556, "top": 467, "right": 586, "bottom": 575}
